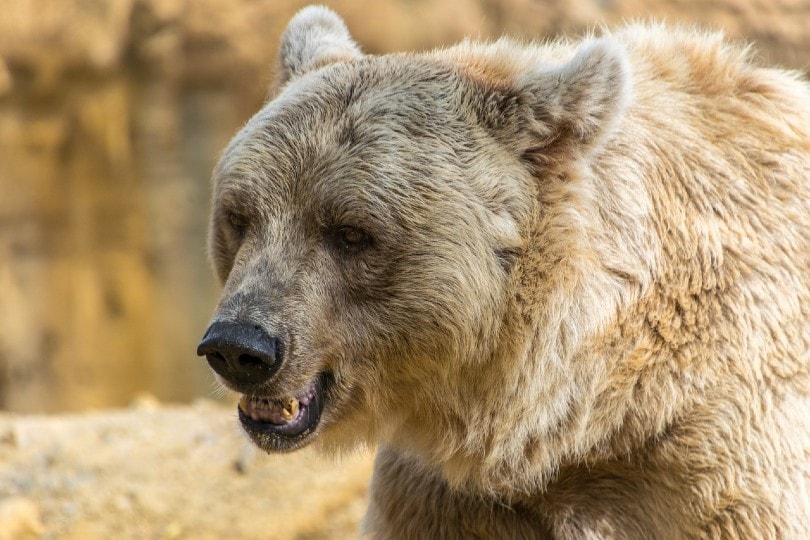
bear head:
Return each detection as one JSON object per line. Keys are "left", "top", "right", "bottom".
{"left": 198, "top": 6, "right": 631, "bottom": 467}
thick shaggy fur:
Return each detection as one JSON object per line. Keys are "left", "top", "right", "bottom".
{"left": 207, "top": 6, "right": 810, "bottom": 538}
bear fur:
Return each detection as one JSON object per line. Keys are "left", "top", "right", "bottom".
{"left": 204, "top": 6, "right": 810, "bottom": 538}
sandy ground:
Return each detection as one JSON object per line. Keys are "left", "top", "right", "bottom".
{"left": 0, "top": 398, "right": 374, "bottom": 539}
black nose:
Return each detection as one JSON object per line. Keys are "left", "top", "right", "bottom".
{"left": 196, "top": 321, "right": 283, "bottom": 386}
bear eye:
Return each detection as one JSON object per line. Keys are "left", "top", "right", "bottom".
{"left": 340, "top": 226, "right": 366, "bottom": 244}
{"left": 226, "top": 211, "right": 248, "bottom": 238}
{"left": 331, "top": 225, "right": 372, "bottom": 251}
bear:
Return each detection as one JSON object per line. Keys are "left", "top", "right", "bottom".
{"left": 197, "top": 6, "right": 810, "bottom": 538}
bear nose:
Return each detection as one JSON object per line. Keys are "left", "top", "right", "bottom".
{"left": 196, "top": 321, "right": 283, "bottom": 386}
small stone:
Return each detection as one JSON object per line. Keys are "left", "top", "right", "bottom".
{"left": 130, "top": 393, "right": 161, "bottom": 411}
{"left": 233, "top": 442, "right": 257, "bottom": 475}
{"left": 0, "top": 426, "right": 17, "bottom": 449}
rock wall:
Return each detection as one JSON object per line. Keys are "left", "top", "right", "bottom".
{"left": 1, "top": 0, "right": 808, "bottom": 412}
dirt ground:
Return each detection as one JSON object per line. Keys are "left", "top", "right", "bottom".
{"left": 0, "top": 397, "right": 375, "bottom": 539}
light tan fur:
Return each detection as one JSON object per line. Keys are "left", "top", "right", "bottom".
{"left": 206, "top": 6, "right": 810, "bottom": 538}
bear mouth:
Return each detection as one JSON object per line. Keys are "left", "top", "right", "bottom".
{"left": 237, "top": 371, "right": 331, "bottom": 452}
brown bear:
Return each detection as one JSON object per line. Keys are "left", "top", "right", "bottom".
{"left": 197, "top": 6, "right": 810, "bottom": 538}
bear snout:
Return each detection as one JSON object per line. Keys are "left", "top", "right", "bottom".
{"left": 197, "top": 321, "right": 284, "bottom": 388}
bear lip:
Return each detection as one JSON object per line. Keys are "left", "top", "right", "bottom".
{"left": 237, "top": 372, "right": 331, "bottom": 451}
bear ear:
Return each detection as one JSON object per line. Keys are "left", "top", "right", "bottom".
{"left": 275, "top": 6, "right": 362, "bottom": 88}
{"left": 486, "top": 38, "right": 631, "bottom": 163}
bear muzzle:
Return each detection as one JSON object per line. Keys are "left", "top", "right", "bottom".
{"left": 197, "top": 321, "right": 332, "bottom": 451}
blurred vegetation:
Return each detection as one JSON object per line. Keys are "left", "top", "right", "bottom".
{"left": 0, "top": 0, "right": 808, "bottom": 412}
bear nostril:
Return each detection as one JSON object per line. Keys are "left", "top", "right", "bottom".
{"left": 237, "top": 353, "right": 266, "bottom": 369}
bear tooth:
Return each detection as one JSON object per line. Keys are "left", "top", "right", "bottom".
{"left": 280, "top": 398, "right": 299, "bottom": 420}
{"left": 238, "top": 395, "right": 250, "bottom": 414}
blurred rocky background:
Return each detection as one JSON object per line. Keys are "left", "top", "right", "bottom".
{"left": 0, "top": 0, "right": 808, "bottom": 537}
